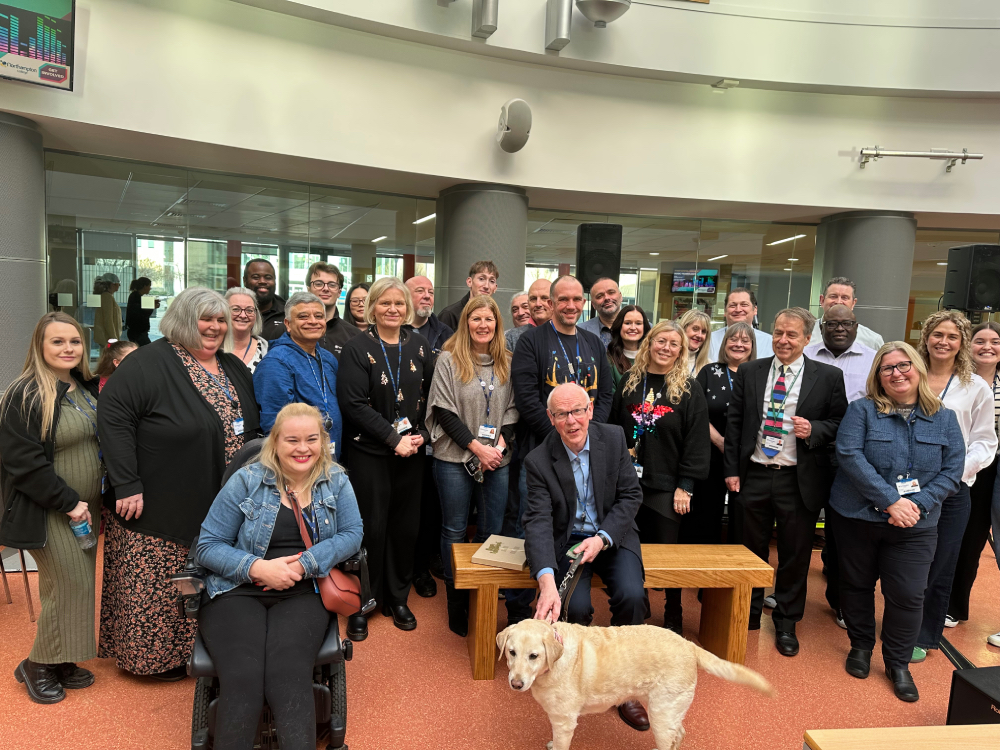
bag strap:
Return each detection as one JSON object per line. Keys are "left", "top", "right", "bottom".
{"left": 285, "top": 487, "right": 314, "bottom": 551}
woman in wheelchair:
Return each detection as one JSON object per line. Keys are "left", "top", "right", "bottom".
{"left": 195, "top": 403, "right": 363, "bottom": 750}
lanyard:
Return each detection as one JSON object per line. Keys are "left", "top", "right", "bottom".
{"left": 725, "top": 367, "right": 734, "bottom": 392}
{"left": 767, "top": 360, "right": 802, "bottom": 422}
{"left": 64, "top": 390, "right": 98, "bottom": 439}
{"left": 551, "top": 321, "right": 582, "bottom": 384}
{"left": 243, "top": 338, "right": 254, "bottom": 359}
{"left": 572, "top": 450, "right": 599, "bottom": 530}
{"left": 378, "top": 336, "right": 404, "bottom": 407}
{"left": 196, "top": 358, "right": 234, "bottom": 402}
{"left": 306, "top": 352, "right": 330, "bottom": 415}
{"left": 901, "top": 407, "right": 919, "bottom": 479}
{"left": 940, "top": 374, "right": 955, "bottom": 400}
{"left": 286, "top": 488, "right": 318, "bottom": 544}
{"left": 477, "top": 366, "right": 495, "bottom": 419}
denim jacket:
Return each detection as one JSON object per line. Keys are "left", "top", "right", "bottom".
{"left": 195, "top": 463, "right": 364, "bottom": 598}
{"left": 830, "top": 398, "right": 964, "bottom": 527}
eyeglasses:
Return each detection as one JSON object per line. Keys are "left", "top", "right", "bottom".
{"left": 310, "top": 280, "right": 341, "bottom": 291}
{"left": 823, "top": 320, "right": 857, "bottom": 331}
{"left": 550, "top": 407, "right": 589, "bottom": 422}
{"left": 230, "top": 306, "right": 256, "bottom": 318}
{"left": 349, "top": 298, "right": 366, "bottom": 306}
{"left": 878, "top": 361, "right": 913, "bottom": 377}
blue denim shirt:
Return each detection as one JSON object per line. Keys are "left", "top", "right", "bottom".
{"left": 830, "top": 398, "right": 964, "bottom": 527}
{"left": 195, "top": 463, "right": 364, "bottom": 598}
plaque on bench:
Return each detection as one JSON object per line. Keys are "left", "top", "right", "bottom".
{"left": 471, "top": 535, "right": 526, "bottom": 572}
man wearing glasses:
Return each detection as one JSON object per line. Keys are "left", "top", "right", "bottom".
{"left": 811, "top": 277, "right": 885, "bottom": 351}
{"left": 298, "top": 261, "right": 360, "bottom": 359}
{"left": 706, "top": 287, "right": 775, "bottom": 361}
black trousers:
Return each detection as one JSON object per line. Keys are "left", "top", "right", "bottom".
{"left": 199, "top": 592, "right": 330, "bottom": 750}
{"left": 822, "top": 506, "right": 841, "bottom": 612}
{"left": 413, "top": 455, "right": 442, "bottom": 576}
{"left": 948, "top": 457, "right": 998, "bottom": 621}
{"left": 829, "top": 511, "right": 937, "bottom": 670}
{"left": 127, "top": 330, "right": 151, "bottom": 346}
{"left": 685, "top": 455, "right": 728, "bottom": 545}
{"left": 740, "top": 463, "right": 820, "bottom": 630}
{"left": 558, "top": 538, "right": 646, "bottom": 626}
{"left": 636, "top": 500, "right": 682, "bottom": 619}
{"left": 346, "top": 449, "right": 425, "bottom": 607}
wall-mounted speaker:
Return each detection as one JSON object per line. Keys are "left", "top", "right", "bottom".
{"left": 497, "top": 99, "right": 531, "bottom": 153}
{"left": 575, "top": 224, "right": 622, "bottom": 292}
{"left": 942, "top": 244, "right": 1000, "bottom": 311}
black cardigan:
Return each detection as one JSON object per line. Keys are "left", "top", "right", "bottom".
{"left": 125, "top": 291, "right": 154, "bottom": 336}
{"left": 0, "top": 373, "right": 101, "bottom": 549}
{"left": 97, "top": 338, "right": 260, "bottom": 546}
{"left": 337, "top": 326, "right": 435, "bottom": 457}
{"left": 609, "top": 371, "right": 711, "bottom": 497}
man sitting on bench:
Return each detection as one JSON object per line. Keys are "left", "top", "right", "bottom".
{"left": 524, "top": 382, "right": 648, "bottom": 731}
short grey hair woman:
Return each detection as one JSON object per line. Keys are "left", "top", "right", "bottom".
{"left": 364, "top": 276, "right": 414, "bottom": 327}
{"left": 96, "top": 286, "right": 261, "bottom": 679}
{"left": 224, "top": 287, "right": 268, "bottom": 372}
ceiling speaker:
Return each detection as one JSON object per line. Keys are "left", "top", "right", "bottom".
{"left": 497, "top": 99, "right": 531, "bottom": 153}
{"left": 575, "top": 0, "right": 631, "bottom": 27}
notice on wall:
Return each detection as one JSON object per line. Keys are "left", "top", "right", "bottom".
{"left": 140, "top": 295, "right": 156, "bottom": 310}
{"left": 0, "top": 1, "right": 74, "bottom": 91}
{"left": 86, "top": 294, "right": 101, "bottom": 308}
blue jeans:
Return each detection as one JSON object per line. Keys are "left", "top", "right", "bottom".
{"left": 916, "top": 482, "right": 971, "bottom": 650}
{"left": 434, "top": 459, "right": 508, "bottom": 582}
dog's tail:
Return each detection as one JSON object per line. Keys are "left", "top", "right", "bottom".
{"left": 693, "top": 645, "right": 775, "bottom": 697}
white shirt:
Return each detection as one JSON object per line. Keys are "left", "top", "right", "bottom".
{"left": 939, "top": 373, "right": 998, "bottom": 486}
{"left": 751, "top": 355, "right": 805, "bottom": 467}
{"left": 707, "top": 325, "right": 774, "bottom": 362}
{"left": 803, "top": 339, "right": 876, "bottom": 403}
{"left": 812, "top": 318, "right": 884, "bottom": 351}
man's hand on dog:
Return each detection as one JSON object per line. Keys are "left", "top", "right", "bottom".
{"left": 535, "top": 574, "right": 561, "bottom": 623}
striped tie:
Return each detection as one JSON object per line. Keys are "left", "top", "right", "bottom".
{"left": 762, "top": 365, "right": 788, "bottom": 458}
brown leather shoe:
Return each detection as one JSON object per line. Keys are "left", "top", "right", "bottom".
{"left": 617, "top": 700, "right": 649, "bottom": 731}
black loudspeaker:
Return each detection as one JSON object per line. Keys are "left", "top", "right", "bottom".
{"left": 942, "top": 244, "right": 1000, "bottom": 311}
{"left": 946, "top": 666, "right": 1000, "bottom": 725}
{"left": 575, "top": 224, "right": 622, "bottom": 292}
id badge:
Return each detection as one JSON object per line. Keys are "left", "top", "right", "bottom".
{"left": 896, "top": 478, "right": 920, "bottom": 495}
{"left": 633, "top": 463, "right": 644, "bottom": 479}
{"left": 233, "top": 418, "right": 245, "bottom": 436}
{"left": 394, "top": 417, "right": 413, "bottom": 434}
{"left": 101, "top": 473, "right": 107, "bottom": 494}
{"left": 329, "top": 441, "right": 337, "bottom": 456}
{"left": 478, "top": 424, "right": 497, "bottom": 440}
{"left": 764, "top": 435, "right": 783, "bottom": 451}
{"left": 425, "top": 444, "right": 434, "bottom": 457}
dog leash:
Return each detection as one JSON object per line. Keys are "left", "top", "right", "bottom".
{"left": 557, "top": 555, "right": 585, "bottom": 623}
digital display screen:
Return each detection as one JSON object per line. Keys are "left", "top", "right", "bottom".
{"left": 671, "top": 269, "right": 718, "bottom": 294}
{"left": 0, "top": 1, "right": 74, "bottom": 90}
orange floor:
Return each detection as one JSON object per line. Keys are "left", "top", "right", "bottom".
{"left": 1, "top": 543, "right": 998, "bottom": 750}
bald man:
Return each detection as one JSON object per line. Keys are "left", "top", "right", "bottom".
{"left": 404, "top": 275, "right": 454, "bottom": 352}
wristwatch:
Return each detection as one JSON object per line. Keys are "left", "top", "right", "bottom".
{"left": 600, "top": 534, "right": 611, "bottom": 551}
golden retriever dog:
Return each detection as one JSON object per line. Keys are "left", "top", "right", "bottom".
{"left": 498, "top": 619, "right": 773, "bottom": 750}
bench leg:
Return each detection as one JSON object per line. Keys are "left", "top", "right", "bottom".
{"left": 466, "top": 584, "right": 499, "bottom": 681}
{"left": 698, "top": 584, "right": 751, "bottom": 665}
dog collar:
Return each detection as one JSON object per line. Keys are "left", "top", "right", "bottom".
{"left": 553, "top": 627, "right": 563, "bottom": 645}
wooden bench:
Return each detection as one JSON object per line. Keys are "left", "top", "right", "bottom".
{"left": 451, "top": 543, "right": 774, "bottom": 681}
{"left": 803, "top": 725, "right": 1000, "bottom": 750}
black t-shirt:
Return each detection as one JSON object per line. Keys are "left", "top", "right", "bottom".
{"left": 221, "top": 503, "right": 312, "bottom": 598}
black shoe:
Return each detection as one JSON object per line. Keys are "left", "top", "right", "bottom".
{"left": 748, "top": 617, "right": 761, "bottom": 631}
{"left": 347, "top": 613, "right": 369, "bottom": 642}
{"left": 664, "top": 613, "right": 683, "bottom": 637}
{"left": 775, "top": 630, "right": 799, "bottom": 657}
{"left": 14, "top": 659, "right": 66, "bottom": 704}
{"left": 617, "top": 701, "right": 650, "bottom": 731}
{"left": 845, "top": 649, "right": 872, "bottom": 679}
{"left": 412, "top": 570, "right": 437, "bottom": 598}
{"left": 146, "top": 666, "right": 187, "bottom": 682}
{"left": 382, "top": 603, "right": 417, "bottom": 631}
{"left": 885, "top": 667, "right": 919, "bottom": 702}
{"left": 445, "top": 582, "right": 469, "bottom": 637}
{"left": 54, "top": 663, "right": 95, "bottom": 689}
{"left": 428, "top": 554, "right": 445, "bottom": 581}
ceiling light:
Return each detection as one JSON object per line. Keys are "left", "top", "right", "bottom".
{"left": 937, "top": 262, "right": 948, "bottom": 266}
{"left": 412, "top": 213, "right": 436, "bottom": 225}
{"left": 787, "top": 257, "right": 798, "bottom": 261}
{"left": 783, "top": 268, "right": 793, "bottom": 271}
{"left": 649, "top": 252, "right": 659, "bottom": 256}
{"left": 372, "top": 236, "right": 388, "bottom": 243}
{"left": 767, "top": 234, "right": 807, "bottom": 246}
{"left": 707, "top": 254, "right": 728, "bottom": 261}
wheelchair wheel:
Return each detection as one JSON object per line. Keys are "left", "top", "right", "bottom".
{"left": 326, "top": 660, "right": 347, "bottom": 750}
{"left": 192, "top": 677, "right": 212, "bottom": 750}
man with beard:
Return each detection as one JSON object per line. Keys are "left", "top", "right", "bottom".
{"left": 403, "top": 275, "right": 453, "bottom": 352}
{"left": 579, "top": 277, "right": 622, "bottom": 348}
{"left": 245, "top": 258, "right": 287, "bottom": 340}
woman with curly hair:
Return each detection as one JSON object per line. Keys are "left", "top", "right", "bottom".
{"left": 609, "top": 320, "right": 710, "bottom": 634}
{"left": 910, "top": 310, "right": 997, "bottom": 663}
{"left": 678, "top": 309, "right": 712, "bottom": 375}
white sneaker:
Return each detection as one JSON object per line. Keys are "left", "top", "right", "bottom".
{"left": 943, "top": 615, "right": 959, "bottom": 628}
{"left": 763, "top": 594, "right": 777, "bottom": 609}
{"left": 987, "top": 631, "right": 1000, "bottom": 648}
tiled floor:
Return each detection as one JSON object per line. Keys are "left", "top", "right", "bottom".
{"left": 1, "top": 543, "right": 998, "bottom": 750}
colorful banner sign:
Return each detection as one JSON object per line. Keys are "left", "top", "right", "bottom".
{"left": 0, "top": 1, "right": 74, "bottom": 91}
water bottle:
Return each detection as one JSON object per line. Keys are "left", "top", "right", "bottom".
{"left": 69, "top": 518, "right": 97, "bottom": 550}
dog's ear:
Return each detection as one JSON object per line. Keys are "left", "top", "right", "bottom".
{"left": 496, "top": 626, "right": 511, "bottom": 661}
{"left": 544, "top": 627, "right": 564, "bottom": 669}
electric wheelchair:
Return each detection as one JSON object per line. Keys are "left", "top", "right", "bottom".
{"left": 171, "top": 438, "right": 375, "bottom": 750}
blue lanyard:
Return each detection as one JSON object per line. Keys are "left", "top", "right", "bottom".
{"left": 64, "top": 390, "right": 98, "bottom": 439}
{"left": 306, "top": 352, "right": 330, "bottom": 414}
{"left": 902, "top": 407, "right": 919, "bottom": 478}
{"left": 196, "top": 358, "right": 234, "bottom": 402}
{"left": 477, "top": 366, "right": 495, "bottom": 419}
{"left": 378, "top": 336, "right": 404, "bottom": 406}
{"left": 725, "top": 367, "right": 734, "bottom": 392}
{"left": 572, "top": 452, "right": 599, "bottom": 530}
{"left": 551, "top": 321, "right": 582, "bottom": 384}
{"left": 940, "top": 374, "right": 955, "bottom": 400}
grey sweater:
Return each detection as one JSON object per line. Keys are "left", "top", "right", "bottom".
{"left": 426, "top": 351, "right": 519, "bottom": 465}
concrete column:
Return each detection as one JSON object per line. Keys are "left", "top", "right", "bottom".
{"left": 351, "top": 243, "right": 376, "bottom": 285}
{"left": 435, "top": 183, "right": 527, "bottom": 329}
{"left": 816, "top": 211, "right": 916, "bottom": 342}
{"left": 0, "top": 113, "right": 46, "bottom": 391}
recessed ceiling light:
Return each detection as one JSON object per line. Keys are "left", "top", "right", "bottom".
{"left": 707, "top": 254, "right": 728, "bottom": 261}
{"left": 767, "top": 234, "right": 807, "bottom": 246}
{"left": 937, "top": 262, "right": 948, "bottom": 266}
{"left": 783, "top": 268, "right": 793, "bottom": 271}
{"left": 372, "top": 236, "right": 388, "bottom": 243}
{"left": 649, "top": 252, "right": 659, "bottom": 256}
{"left": 412, "top": 213, "right": 436, "bottom": 225}
{"left": 787, "top": 257, "right": 798, "bottom": 262}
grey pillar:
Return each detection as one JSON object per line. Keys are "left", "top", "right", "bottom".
{"left": 817, "top": 211, "right": 916, "bottom": 341}
{"left": 435, "top": 183, "right": 528, "bottom": 329}
{"left": 0, "top": 113, "right": 46, "bottom": 391}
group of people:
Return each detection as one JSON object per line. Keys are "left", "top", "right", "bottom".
{"left": 4, "top": 258, "right": 1000, "bottom": 746}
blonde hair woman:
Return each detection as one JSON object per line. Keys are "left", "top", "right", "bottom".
{"left": 829, "top": 342, "right": 964, "bottom": 701}
{"left": 678, "top": 309, "right": 712, "bottom": 375}
{"left": 196, "top": 403, "right": 363, "bottom": 750}
{"left": 1, "top": 313, "right": 101, "bottom": 704}
{"left": 609, "top": 320, "right": 710, "bottom": 634}
{"left": 910, "top": 311, "right": 997, "bottom": 663}
{"left": 427, "top": 295, "right": 519, "bottom": 636}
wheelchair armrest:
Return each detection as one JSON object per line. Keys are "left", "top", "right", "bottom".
{"left": 337, "top": 547, "right": 376, "bottom": 616}
{"left": 171, "top": 534, "right": 209, "bottom": 619}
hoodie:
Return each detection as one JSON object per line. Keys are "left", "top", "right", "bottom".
{"left": 253, "top": 332, "right": 342, "bottom": 457}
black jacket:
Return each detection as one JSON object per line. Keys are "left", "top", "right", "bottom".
{"left": 258, "top": 295, "right": 288, "bottom": 341}
{"left": 0, "top": 373, "right": 101, "bottom": 549}
{"left": 511, "top": 321, "right": 614, "bottom": 456}
{"left": 522, "top": 422, "right": 643, "bottom": 578}
{"left": 97, "top": 338, "right": 261, "bottom": 546}
{"left": 723, "top": 355, "right": 847, "bottom": 512}
{"left": 438, "top": 292, "right": 471, "bottom": 332}
{"left": 125, "top": 290, "right": 154, "bottom": 336}
{"left": 317, "top": 312, "right": 361, "bottom": 360}
{"left": 404, "top": 312, "right": 453, "bottom": 352}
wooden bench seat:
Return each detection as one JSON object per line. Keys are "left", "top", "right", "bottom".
{"left": 452, "top": 543, "right": 774, "bottom": 681}
{"left": 804, "top": 724, "right": 1000, "bottom": 750}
